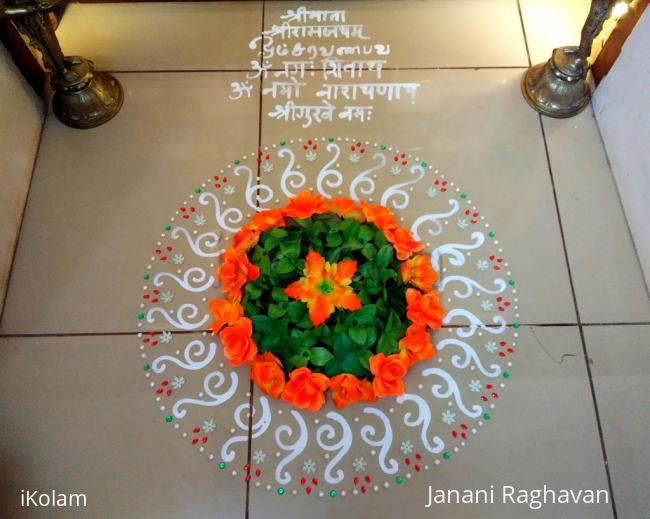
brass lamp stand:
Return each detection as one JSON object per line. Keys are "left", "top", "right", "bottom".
{"left": 1, "top": 0, "right": 123, "bottom": 128}
{"left": 522, "top": 0, "right": 616, "bottom": 118}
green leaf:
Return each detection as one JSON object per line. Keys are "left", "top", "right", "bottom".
{"left": 271, "top": 287, "right": 289, "bottom": 302}
{"left": 350, "top": 304, "right": 376, "bottom": 326}
{"left": 324, "top": 359, "right": 343, "bottom": 377}
{"left": 342, "top": 353, "right": 367, "bottom": 377}
{"left": 359, "top": 224, "right": 375, "bottom": 243}
{"left": 333, "top": 334, "right": 352, "bottom": 356}
{"left": 245, "top": 283, "right": 262, "bottom": 300}
{"left": 287, "top": 301, "right": 306, "bottom": 322}
{"left": 288, "top": 354, "right": 308, "bottom": 368}
{"left": 377, "top": 245, "right": 394, "bottom": 268}
{"left": 275, "top": 258, "right": 295, "bottom": 275}
{"left": 258, "top": 255, "right": 271, "bottom": 276}
{"left": 270, "top": 228, "right": 288, "bottom": 238}
{"left": 360, "top": 243, "right": 377, "bottom": 261}
{"left": 349, "top": 326, "right": 367, "bottom": 345}
{"left": 251, "top": 315, "right": 275, "bottom": 334}
{"left": 310, "top": 347, "right": 334, "bottom": 366}
{"left": 278, "top": 240, "right": 301, "bottom": 259}
{"left": 268, "top": 304, "right": 287, "bottom": 319}
{"left": 358, "top": 350, "right": 372, "bottom": 370}
{"left": 326, "top": 232, "right": 343, "bottom": 247}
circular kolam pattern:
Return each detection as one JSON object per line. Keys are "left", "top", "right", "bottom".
{"left": 135, "top": 136, "right": 520, "bottom": 499}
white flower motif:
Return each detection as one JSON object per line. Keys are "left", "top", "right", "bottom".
{"left": 261, "top": 162, "right": 274, "bottom": 173}
{"left": 469, "top": 379, "right": 482, "bottom": 393}
{"left": 171, "top": 375, "right": 185, "bottom": 389}
{"left": 348, "top": 153, "right": 361, "bottom": 163}
{"left": 193, "top": 213, "right": 207, "bottom": 226}
{"left": 400, "top": 439, "right": 414, "bottom": 455}
{"left": 456, "top": 219, "right": 469, "bottom": 229}
{"left": 480, "top": 299, "right": 494, "bottom": 311}
{"left": 441, "top": 409, "right": 456, "bottom": 425}
{"left": 172, "top": 253, "right": 184, "bottom": 265}
{"left": 426, "top": 187, "right": 438, "bottom": 198}
{"left": 202, "top": 419, "right": 216, "bottom": 433}
{"left": 352, "top": 457, "right": 367, "bottom": 472}
{"left": 224, "top": 184, "right": 236, "bottom": 196}
{"left": 390, "top": 165, "right": 402, "bottom": 176}
{"left": 305, "top": 150, "right": 317, "bottom": 162}
{"left": 484, "top": 341, "right": 498, "bottom": 354}
{"left": 302, "top": 459, "right": 316, "bottom": 474}
{"left": 252, "top": 449, "right": 267, "bottom": 464}
{"left": 159, "top": 331, "right": 173, "bottom": 344}
{"left": 475, "top": 259, "right": 489, "bottom": 271}
{"left": 160, "top": 291, "right": 174, "bottom": 304}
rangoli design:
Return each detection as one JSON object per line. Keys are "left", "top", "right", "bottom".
{"left": 136, "top": 137, "right": 520, "bottom": 499}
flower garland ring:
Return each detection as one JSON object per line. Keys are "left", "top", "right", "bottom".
{"left": 210, "top": 192, "right": 445, "bottom": 411}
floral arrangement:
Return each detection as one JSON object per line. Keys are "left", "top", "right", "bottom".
{"left": 209, "top": 191, "right": 445, "bottom": 411}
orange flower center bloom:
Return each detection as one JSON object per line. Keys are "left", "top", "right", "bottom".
{"left": 369, "top": 353, "right": 408, "bottom": 397}
{"left": 250, "top": 352, "right": 285, "bottom": 399}
{"left": 282, "top": 191, "right": 328, "bottom": 219}
{"left": 252, "top": 208, "right": 285, "bottom": 231}
{"left": 281, "top": 367, "right": 329, "bottom": 412}
{"left": 359, "top": 201, "right": 398, "bottom": 232}
{"left": 218, "top": 251, "right": 260, "bottom": 299}
{"left": 405, "top": 288, "right": 445, "bottom": 329}
{"left": 328, "top": 373, "right": 376, "bottom": 409}
{"left": 398, "top": 323, "right": 436, "bottom": 367}
{"left": 230, "top": 224, "right": 260, "bottom": 255}
{"left": 328, "top": 197, "right": 365, "bottom": 221}
{"left": 384, "top": 226, "right": 425, "bottom": 260}
{"left": 209, "top": 299, "right": 243, "bottom": 334}
{"left": 284, "top": 250, "right": 362, "bottom": 327}
{"left": 400, "top": 254, "right": 438, "bottom": 292}
{"left": 218, "top": 317, "right": 258, "bottom": 367}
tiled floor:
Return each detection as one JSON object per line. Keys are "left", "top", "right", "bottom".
{"left": 1, "top": 2, "right": 649, "bottom": 518}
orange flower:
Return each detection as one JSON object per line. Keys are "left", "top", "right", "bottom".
{"left": 283, "top": 191, "right": 328, "bottom": 219}
{"left": 252, "top": 208, "right": 285, "bottom": 231}
{"left": 406, "top": 288, "right": 445, "bottom": 329}
{"left": 328, "top": 197, "right": 365, "bottom": 221}
{"left": 219, "top": 317, "right": 258, "bottom": 367}
{"left": 218, "top": 251, "right": 260, "bottom": 298}
{"left": 230, "top": 224, "right": 260, "bottom": 255}
{"left": 400, "top": 254, "right": 438, "bottom": 292}
{"left": 360, "top": 201, "right": 398, "bottom": 232}
{"left": 384, "top": 226, "right": 424, "bottom": 260}
{"left": 284, "top": 250, "right": 362, "bottom": 326}
{"left": 250, "top": 352, "right": 285, "bottom": 398}
{"left": 398, "top": 323, "right": 436, "bottom": 367}
{"left": 369, "top": 353, "right": 408, "bottom": 397}
{"left": 281, "top": 367, "right": 329, "bottom": 411}
{"left": 328, "top": 373, "right": 376, "bottom": 409}
{"left": 209, "top": 299, "right": 243, "bottom": 334}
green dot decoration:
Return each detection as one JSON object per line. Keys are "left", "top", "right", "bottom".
{"left": 443, "top": 452, "right": 450, "bottom": 460}
{"left": 329, "top": 490, "right": 337, "bottom": 497}
{"left": 165, "top": 415, "right": 173, "bottom": 423}
{"left": 277, "top": 488, "right": 285, "bottom": 495}
{"left": 395, "top": 476, "right": 404, "bottom": 484}
{"left": 218, "top": 462, "right": 226, "bottom": 469}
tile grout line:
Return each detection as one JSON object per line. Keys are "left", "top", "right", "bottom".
{"left": 244, "top": 4, "right": 266, "bottom": 518}
{"left": 539, "top": 118, "right": 619, "bottom": 519}
{"left": 0, "top": 111, "right": 47, "bottom": 325}
{"left": 3, "top": 321, "right": 650, "bottom": 339}
{"left": 96, "top": 65, "right": 530, "bottom": 75}
{"left": 517, "top": 2, "right": 618, "bottom": 516}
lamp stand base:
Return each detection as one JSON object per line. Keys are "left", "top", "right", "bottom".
{"left": 521, "top": 46, "right": 591, "bottom": 119}
{"left": 52, "top": 56, "right": 123, "bottom": 129}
